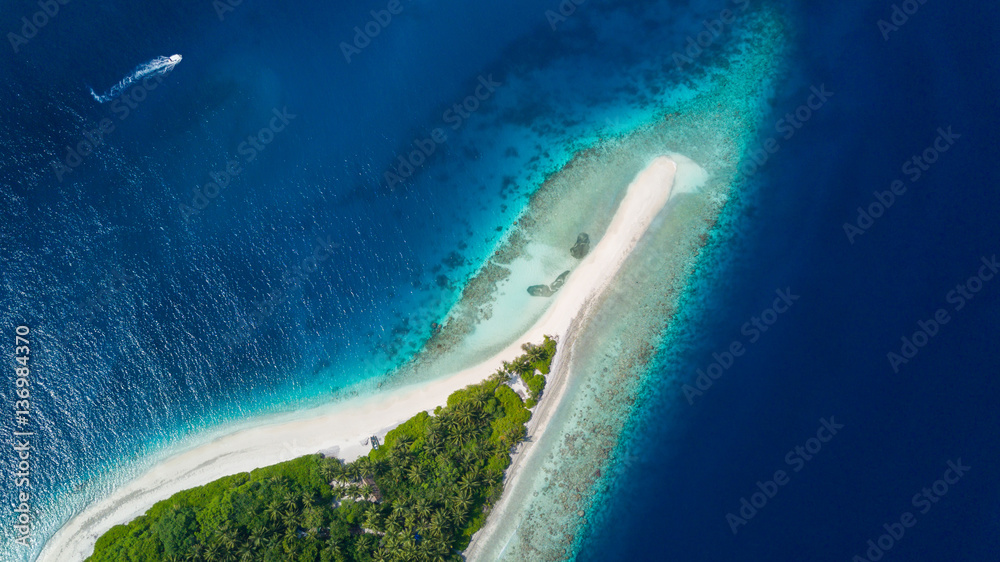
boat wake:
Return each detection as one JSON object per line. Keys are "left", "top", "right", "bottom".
{"left": 89, "top": 54, "right": 182, "bottom": 103}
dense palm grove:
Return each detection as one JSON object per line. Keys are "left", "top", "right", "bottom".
{"left": 88, "top": 337, "right": 557, "bottom": 561}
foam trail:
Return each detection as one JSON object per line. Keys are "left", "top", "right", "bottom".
{"left": 89, "top": 54, "right": 182, "bottom": 103}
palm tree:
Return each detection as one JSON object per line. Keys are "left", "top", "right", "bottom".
{"left": 472, "top": 447, "right": 491, "bottom": 465}
{"left": 345, "top": 463, "right": 362, "bottom": 482}
{"left": 400, "top": 535, "right": 419, "bottom": 559}
{"left": 472, "top": 390, "right": 491, "bottom": 409}
{"left": 455, "top": 405, "right": 476, "bottom": 426}
{"left": 453, "top": 490, "right": 472, "bottom": 512}
{"left": 457, "top": 475, "right": 477, "bottom": 494}
{"left": 248, "top": 526, "right": 266, "bottom": 549}
{"left": 364, "top": 509, "right": 384, "bottom": 531}
{"left": 357, "top": 534, "right": 379, "bottom": 551}
{"left": 282, "top": 507, "right": 299, "bottom": 529}
{"left": 425, "top": 433, "right": 443, "bottom": 456}
{"left": 510, "top": 356, "right": 531, "bottom": 375}
{"left": 216, "top": 521, "right": 237, "bottom": 550}
{"left": 426, "top": 520, "right": 445, "bottom": 540}
{"left": 203, "top": 541, "right": 222, "bottom": 562}
{"left": 389, "top": 465, "right": 404, "bottom": 483}
{"left": 320, "top": 461, "right": 339, "bottom": 483}
{"left": 403, "top": 508, "right": 419, "bottom": 529}
{"left": 355, "top": 457, "right": 373, "bottom": 478}
{"left": 282, "top": 492, "right": 299, "bottom": 512}
{"left": 406, "top": 464, "right": 424, "bottom": 484}
{"left": 303, "top": 505, "right": 322, "bottom": 531}
{"left": 490, "top": 368, "right": 510, "bottom": 385}
{"left": 236, "top": 543, "right": 254, "bottom": 562}
{"left": 413, "top": 498, "right": 432, "bottom": 520}
{"left": 321, "top": 541, "right": 344, "bottom": 561}
{"left": 265, "top": 500, "right": 283, "bottom": 524}
{"left": 444, "top": 432, "right": 461, "bottom": 448}
{"left": 430, "top": 510, "right": 448, "bottom": 530}
{"left": 522, "top": 343, "right": 546, "bottom": 363}
{"left": 395, "top": 435, "right": 415, "bottom": 451}
{"left": 391, "top": 502, "right": 408, "bottom": 522}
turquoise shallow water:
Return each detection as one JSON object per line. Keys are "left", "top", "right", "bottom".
{"left": 0, "top": 0, "right": 788, "bottom": 558}
{"left": 9, "top": 1, "right": 995, "bottom": 561}
{"left": 466, "top": 5, "right": 793, "bottom": 558}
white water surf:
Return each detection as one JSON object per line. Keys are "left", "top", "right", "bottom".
{"left": 89, "top": 54, "right": 181, "bottom": 103}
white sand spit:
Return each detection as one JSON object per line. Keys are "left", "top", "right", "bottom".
{"left": 39, "top": 155, "right": 688, "bottom": 562}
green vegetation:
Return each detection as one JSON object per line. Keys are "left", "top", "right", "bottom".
{"left": 504, "top": 336, "right": 555, "bottom": 408}
{"left": 88, "top": 338, "right": 556, "bottom": 562}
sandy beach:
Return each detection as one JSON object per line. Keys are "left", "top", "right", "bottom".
{"left": 39, "top": 155, "right": 688, "bottom": 562}
{"left": 464, "top": 152, "right": 707, "bottom": 559}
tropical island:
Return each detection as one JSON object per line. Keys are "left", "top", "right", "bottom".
{"left": 40, "top": 155, "right": 688, "bottom": 561}
{"left": 87, "top": 338, "right": 557, "bottom": 562}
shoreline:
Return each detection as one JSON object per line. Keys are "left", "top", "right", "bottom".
{"left": 463, "top": 153, "right": 706, "bottom": 559}
{"left": 462, "top": 294, "right": 583, "bottom": 559}
{"left": 39, "top": 155, "right": 684, "bottom": 562}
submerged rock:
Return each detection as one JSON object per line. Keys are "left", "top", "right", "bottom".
{"left": 528, "top": 270, "right": 572, "bottom": 297}
{"left": 570, "top": 233, "right": 590, "bottom": 259}
{"left": 549, "top": 270, "right": 571, "bottom": 291}
{"left": 528, "top": 284, "right": 554, "bottom": 297}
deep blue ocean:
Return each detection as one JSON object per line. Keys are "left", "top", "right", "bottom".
{"left": 1, "top": 0, "right": 998, "bottom": 560}
{"left": 1, "top": 1, "right": 584, "bottom": 556}
{"left": 582, "top": 2, "right": 1000, "bottom": 561}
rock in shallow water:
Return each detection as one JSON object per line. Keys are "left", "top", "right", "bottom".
{"left": 528, "top": 284, "right": 554, "bottom": 297}
{"left": 549, "top": 270, "right": 571, "bottom": 291}
{"left": 527, "top": 270, "right": 571, "bottom": 297}
{"left": 570, "top": 233, "right": 590, "bottom": 259}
